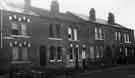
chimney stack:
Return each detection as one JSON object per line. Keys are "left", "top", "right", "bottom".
{"left": 24, "top": 0, "right": 31, "bottom": 12}
{"left": 89, "top": 8, "right": 96, "bottom": 21}
{"left": 51, "top": 0, "right": 60, "bottom": 14}
{"left": 108, "top": 12, "right": 115, "bottom": 24}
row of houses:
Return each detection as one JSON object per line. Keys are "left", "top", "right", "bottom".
{"left": 0, "top": 0, "right": 135, "bottom": 71}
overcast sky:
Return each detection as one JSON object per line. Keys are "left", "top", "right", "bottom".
{"left": 31, "top": 0, "right": 135, "bottom": 29}
{"left": 1, "top": 0, "right": 135, "bottom": 29}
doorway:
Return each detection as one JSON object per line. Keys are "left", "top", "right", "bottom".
{"left": 39, "top": 46, "right": 47, "bottom": 66}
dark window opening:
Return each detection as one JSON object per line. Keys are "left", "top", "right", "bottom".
{"left": 49, "top": 24, "right": 54, "bottom": 37}
{"left": 49, "top": 46, "right": 56, "bottom": 60}
{"left": 57, "top": 47, "right": 62, "bottom": 60}
{"left": 69, "top": 48, "right": 73, "bottom": 60}
{"left": 56, "top": 24, "right": 61, "bottom": 38}
{"left": 12, "top": 29, "right": 19, "bottom": 35}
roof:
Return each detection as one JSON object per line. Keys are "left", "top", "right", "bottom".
{"left": 67, "top": 12, "right": 128, "bottom": 29}
{"left": 29, "top": 7, "right": 80, "bottom": 22}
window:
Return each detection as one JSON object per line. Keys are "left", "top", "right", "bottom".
{"left": 69, "top": 47, "right": 74, "bottom": 60}
{"left": 73, "top": 28, "right": 78, "bottom": 40}
{"left": 22, "top": 47, "right": 28, "bottom": 60}
{"left": 12, "top": 47, "right": 19, "bottom": 60}
{"left": 49, "top": 24, "right": 54, "bottom": 37}
{"left": 49, "top": 24, "right": 61, "bottom": 38}
{"left": 127, "top": 34, "right": 130, "bottom": 42}
{"left": 82, "top": 46, "right": 86, "bottom": 59}
{"left": 56, "top": 24, "right": 61, "bottom": 38}
{"left": 68, "top": 27, "right": 72, "bottom": 40}
{"left": 99, "top": 28, "right": 102, "bottom": 39}
{"left": 49, "top": 46, "right": 56, "bottom": 60}
{"left": 57, "top": 47, "right": 62, "bottom": 60}
{"left": 74, "top": 47, "right": 80, "bottom": 60}
{"left": 118, "top": 32, "right": 121, "bottom": 40}
{"left": 89, "top": 46, "right": 95, "bottom": 59}
{"left": 49, "top": 46, "right": 63, "bottom": 62}
{"left": 20, "top": 23, "right": 27, "bottom": 35}
{"left": 95, "top": 27, "right": 104, "bottom": 40}
{"left": 68, "top": 27, "right": 79, "bottom": 41}
{"left": 11, "top": 22, "right": 20, "bottom": 35}
{"left": 96, "top": 46, "right": 100, "bottom": 58}
{"left": 95, "top": 27, "right": 98, "bottom": 40}
{"left": 124, "top": 33, "right": 130, "bottom": 43}
{"left": 115, "top": 32, "right": 118, "bottom": 40}
{"left": 125, "top": 48, "right": 128, "bottom": 56}
{"left": 100, "top": 46, "right": 104, "bottom": 58}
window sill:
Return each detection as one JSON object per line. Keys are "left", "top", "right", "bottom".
{"left": 69, "top": 60, "right": 74, "bottom": 62}
{"left": 68, "top": 40, "right": 80, "bottom": 42}
{"left": 48, "top": 37, "right": 63, "bottom": 41}
{"left": 49, "top": 60, "right": 62, "bottom": 62}
{"left": 10, "top": 35, "right": 31, "bottom": 38}
{"left": 95, "top": 39, "right": 104, "bottom": 40}
{"left": 11, "top": 60, "right": 31, "bottom": 64}
{"left": 124, "top": 41, "right": 132, "bottom": 43}
{"left": 3, "top": 36, "right": 15, "bottom": 40}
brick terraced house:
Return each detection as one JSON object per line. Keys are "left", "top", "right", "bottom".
{"left": 0, "top": 0, "right": 135, "bottom": 73}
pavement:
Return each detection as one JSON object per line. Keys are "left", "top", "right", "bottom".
{"left": 54, "top": 64, "right": 132, "bottom": 78}
{"left": 0, "top": 64, "right": 134, "bottom": 78}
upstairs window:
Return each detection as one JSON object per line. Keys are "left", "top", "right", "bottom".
{"left": 115, "top": 32, "right": 121, "bottom": 41}
{"left": 124, "top": 33, "right": 130, "bottom": 43}
{"left": 49, "top": 24, "right": 61, "bottom": 38}
{"left": 68, "top": 27, "right": 73, "bottom": 40}
{"left": 95, "top": 27, "right": 98, "bottom": 40}
{"left": 118, "top": 32, "right": 121, "bottom": 40}
{"left": 11, "top": 22, "right": 20, "bottom": 35}
{"left": 9, "top": 15, "right": 30, "bottom": 36}
{"left": 68, "top": 26, "right": 79, "bottom": 41}
{"left": 20, "top": 23, "right": 27, "bottom": 35}
{"left": 56, "top": 24, "right": 61, "bottom": 38}
{"left": 115, "top": 32, "right": 118, "bottom": 40}
{"left": 95, "top": 27, "right": 104, "bottom": 40}
{"left": 73, "top": 28, "right": 78, "bottom": 40}
{"left": 49, "top": 24, "right": 54, "bottom": 37}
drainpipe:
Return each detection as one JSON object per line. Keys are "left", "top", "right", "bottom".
{"left": 0, "top": 8, "right": 3, "bottom": 48}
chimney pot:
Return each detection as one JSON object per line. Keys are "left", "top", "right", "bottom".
{"left": 108, "top": 12, "right": 115, "bottom": 24}
{"left": 89, "top": 8, "right": 96, "bottom": 21}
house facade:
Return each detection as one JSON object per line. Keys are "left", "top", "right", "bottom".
{"left": 0, "top": 0, "right": 135, "bottom": 72}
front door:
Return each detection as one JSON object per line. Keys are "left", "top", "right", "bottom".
{"left": 74, "top": 47, "right": 79, "bottom": 68}
{"left": 40, "top": 46, "right": 46, "bottom": 66}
